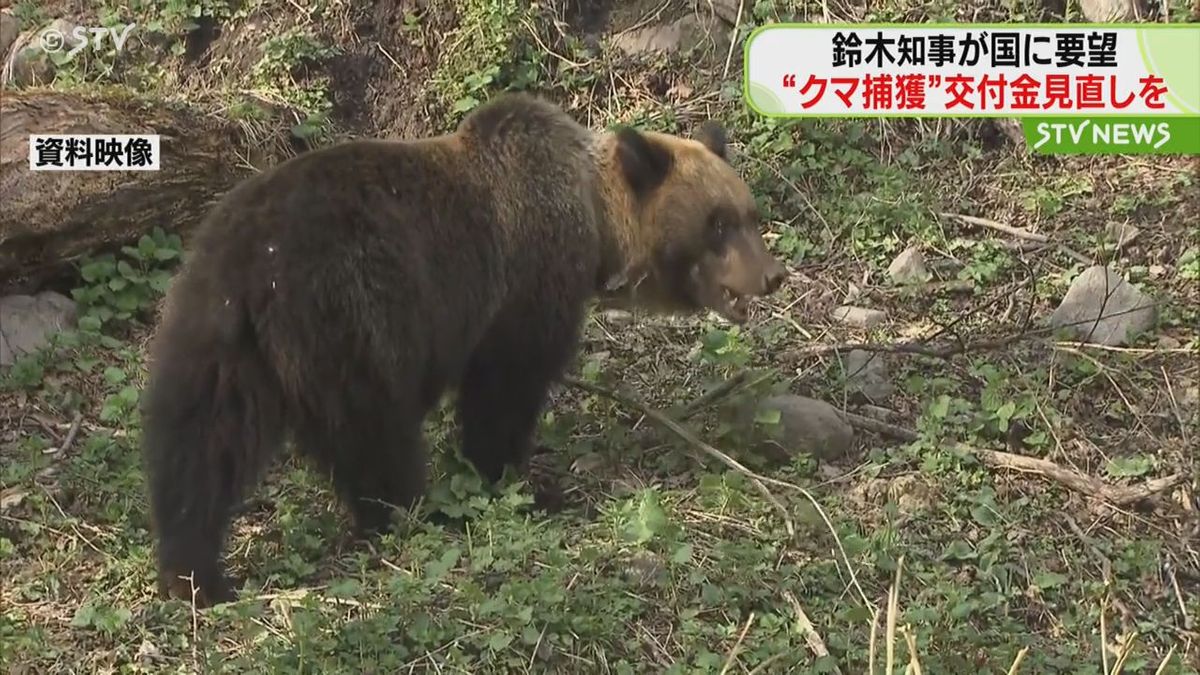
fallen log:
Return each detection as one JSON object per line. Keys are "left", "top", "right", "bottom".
{"left": 0, "top": 87, "right": 290, "bottom": 294}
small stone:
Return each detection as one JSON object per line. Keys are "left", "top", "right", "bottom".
{"left": 1049, "top": 265, "right": 1157, "bottom": 346}
{"left": 1148, "top": 264, "right": 1167, "bottom": 279}
{"left": 886, "top": 245, "right": 930, "bottom": 285}
{"left": 707, "top": 0, "right": 741, "bottom": 24}
{"left": 0, "top": 291, "right": 78, "bottom": 365}
{"left": 753, "top": 395, "right": 855, "bottom": 462}
{"left": 600, "top": 309, "right": 633, "bottom": 326}
{"left": 621, "top": 551, "right": 667, "bottom": 589}
{"left": 1080, "top": 0, "right": 1146, "bottom": 21}
{"left": 857, "top": 404, "right": 897, "bottom": 422}
{"left": 610, "top": 14, "right": 722, "bottom": 57}
{"left": 0, "top": 10, "right": 20, "bottom": 59}
{"left": 840, "top": 349, "right": 894, "bottom": 403}
{"left": 0, "top": 486, "right": 28, "bottom": 511}
{"left": 832, "top": 305, "right": 888, "bottom": 329}
{"left": 1105, "top": 221, "right": 1142, "bottom": 250}
{"left": 1156, "top": 335, "right": 1182, "bottom": 350}
{"left": 570, "top": 453, "right": 606, "bottom": 474}
{"left": 889, "top": 475, "right": 936, "bottom": 516}
{"left": 4, "top": 18, "right": 79, "bottom": 86}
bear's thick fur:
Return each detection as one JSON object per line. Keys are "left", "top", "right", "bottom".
{"left": 141, "top": 93, "right": 785, "bottom": 607}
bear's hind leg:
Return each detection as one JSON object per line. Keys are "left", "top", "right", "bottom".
{"left": 142, "top": 344, "right": 286, "bottom": 608}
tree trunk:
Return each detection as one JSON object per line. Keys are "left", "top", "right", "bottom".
{"left": 0, "top": 88, "right": 287, "bottom": 294}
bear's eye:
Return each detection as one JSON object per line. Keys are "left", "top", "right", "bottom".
{"left": 706, "top": 213, "right": 728, "bottom": 248}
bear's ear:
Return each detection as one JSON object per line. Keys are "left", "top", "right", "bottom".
{"left": 615, "top": 126, "right": 673, "bottom": 199}
{"left": 694, "top": 120, "right": 728, "bottom": 161}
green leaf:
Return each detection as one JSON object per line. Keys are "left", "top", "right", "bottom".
{"left": 488, "top": 632, "right": 513, "bottom": 652}
{"left": 70, "top": 603, "right": 96, "bottom": 627}
{"left": 117, "top": 260, "right": 138, "bottom": 280}
{"left": 102, "top": 367, "right": 127, "bottom": 385}
{"left": 80, "top": 260, "right": 114, "bottom": 283}
{"left": 929, "top": 394, "right": 951, "bottom": 420}
{"left": 671, "top": 543, "right": 693, "bottom": 564}
{"left": 1032, "top": 571, "right": 1067, "bottom": 590}
{"left": 453, "top": 97, "right": 479, "bottom": 113}
{"left": 424, "top": 547, "right": 460, "bottom": 581}
{"left": 326, "top": 578, "right": 361, "bottom": 599}
{"left": 753, "top": 407, "right": 781, "bottom": 426}
{"left": 137, "top": 234, "right": 157, "bottom": 259}
{"left": 994, "top": 401, "right": 1016, "bottom": 432}
{"left": 1105, "top": 455, "right": 1153, "bottom": 478}
{"left": 624, "top": 490, "right": 667, "bottom": 544}
{"left": 78, "top": 316, "right": 103, "bottom": 333}
{"left": 942, "top": 540, "right": 976, "bottom": 561}
{"left": 970, "top": 504, "right": 997, "bottom": 527}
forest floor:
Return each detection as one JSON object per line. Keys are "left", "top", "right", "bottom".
{"left": 2, "top": 0, "right": 1199, "bottom": 672}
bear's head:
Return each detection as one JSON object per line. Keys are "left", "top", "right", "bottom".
{"left": 599, "top": 121, "right": 787, "bottom": 325}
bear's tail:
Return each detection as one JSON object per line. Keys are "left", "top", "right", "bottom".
{"left": 140, "top": 291, "right": 285, "bottom": 606}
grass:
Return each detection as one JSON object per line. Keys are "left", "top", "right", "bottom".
{"left": 2, "top": 0, "right": 1199, "bottom": 672}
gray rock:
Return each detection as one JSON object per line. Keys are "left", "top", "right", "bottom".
{"left": 1049, "top": 265, "right": 1157, "bottom": 346}
{"left": 1080, "top": 0, "right": 1146, "bottom": 21}
{"left": 0, "top": 291, "right": 77, "bottom": 365}
{"left": 851, "top": 476, "right": 936, "bottom": 517}
{"left": 599, "top": 308, "right": 633, "bottom": 326}
{"left": 841, "top": 349, "right": 894, "bottom": 403}
{"left": 621, "top": 551, "right": 667, "bottom": 589}
{"left": 832, "top": 305, "right": 888, "bottom": 329}
{"left": 754, "top": 395, "right": 854, "bottom": 462}
{"left": 1105, "top": 221, "right": 1141, "bottom": 250}
{"left": 2, "top": 18, "right": 79, "bottom": 87}
{"left": 0, "top": 10, "right": 20, "bottom": 60}
{"left": 886, "top": 245, "right": 929, "bottom": 285}
{"left": 707, "top": 0, "right": 741, "bottom": 24}
{"left": 610, "top": 13, "right": 722, "bottom": 57}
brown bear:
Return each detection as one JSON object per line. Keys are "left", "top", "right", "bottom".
{"left": 140, "top": 92, "right": 786, "bottom": 607}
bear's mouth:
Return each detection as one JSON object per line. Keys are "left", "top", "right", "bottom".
{"left": 715, "top": 286, "right": 752, "bottom": 324}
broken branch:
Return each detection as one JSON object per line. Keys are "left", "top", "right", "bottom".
{"left": 940, "top": 212, "right": 1050, "bottom": 243}
{"left": 838, "top": 410, "right": 1185, "bottom": 508}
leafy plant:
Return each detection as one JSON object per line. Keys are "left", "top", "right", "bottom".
{"left": 71, "top": 227, "right": 182, "bottom": 330}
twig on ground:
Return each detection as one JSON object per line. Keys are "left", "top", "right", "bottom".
{"left": 719, "top": 611, "right": 755, "bottom": 675}
{"left": 746, "top": 654, "right": 786, "bottom": 675}
{"left": 679, "top": 370, "right": 750, "bottom": 419}
{"left": 1153, "top": 646, "right": 1177, "bottom": 675}
{"left": 1167, "top": 563, "right": 1193, "bottom": 631}
{"left": 901, "top": 625, "right": 924, "bottom": 675}
{"left": 563, "top": 375, "right": 795, "bottom": 539}
{"left": 720, "top": 0, "right": 745, "bottom": 80}
{"left": 940, "top": 212, "right": 1050, "bottom": 243}
{"left": 1006, "top": 647, "right": 1030, "bottom": 674}
{"left": 784, "top": 590, "right": 841, "bottom": 672}
{"left": 562, "top": 375, "right": 877, "bottom": 612}
{"left": 838, "top": 410, "right": 1186, "bottom": 507}
{"left": 786, "top": 301, "right": 1179, "bottom": 363}
{"left": 884, "top": 555, "right": 904, "bottom": 675}
{"left": 872, "top": 279, "right": 978, "bottom": 296}
{"left": 53, "top": 412, "right": 84, "bottom": 457}
{"left": 868, "top": 605, "right": 883, "bottom": 675}
{"left": 1064, "top": 515, "right": 1136, "bottom": 628}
